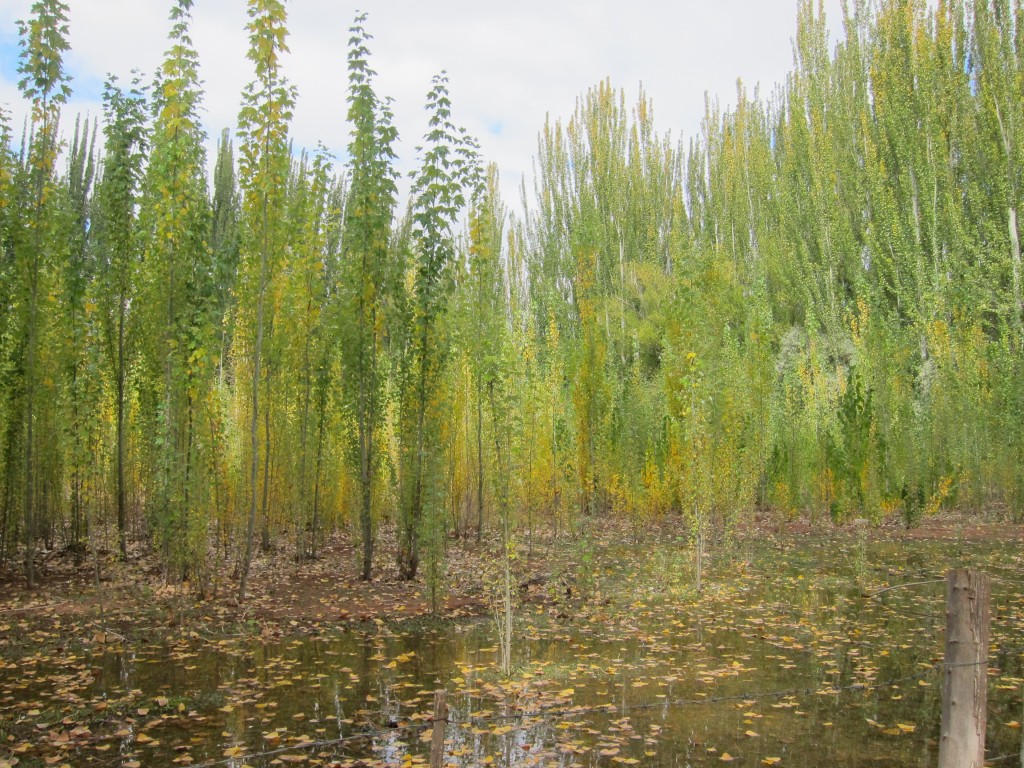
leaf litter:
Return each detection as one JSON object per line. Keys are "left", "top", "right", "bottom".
{"left": 2, "top": 519, "right": 1024, "bottom": 766}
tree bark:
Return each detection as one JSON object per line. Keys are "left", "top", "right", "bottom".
{"left": 116, "top": 292, "right": 127, "bottom": 560}
{"left": 239, "top": 191, "right": 270, "bottom": 601}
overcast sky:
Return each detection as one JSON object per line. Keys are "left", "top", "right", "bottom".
{"left": 0, "top": 0, "right": 845, "bottom": 207}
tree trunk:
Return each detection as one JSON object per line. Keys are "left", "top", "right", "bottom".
{"left": 239, "top": 193, "right": 270, "bottom": 601}
{"left": 476, "top": 376, "right": 484, "bottom": 542}
{"left": 1010, "top": 207, "right": 1021, "bottom": 326}
{"left": 116, "top": 295, "right": 127, "bottom": 560}
{"left": 359, "top": 414, "right": 374, "bottom": 580}
{"left": 260, "top": 369, "right": 273, "bottom": 552}
{"left": 400, "top": 326, "right": 430, "bottom": 581}
{"left": 296, "top": 330, "right": 311, "bottom": 564}
{"left": 23, "top": 116, "right": 49, "bottom": 589}
{"left": 310, "top": 385, "right": 326, "bottom": 561}
{"left": 24, "top": 280, "right": 36, "bottom": 589}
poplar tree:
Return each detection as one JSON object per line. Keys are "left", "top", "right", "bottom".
{"left": 398, "top": 73, "right": 481, "bottom": 580}
{"left": 0, "top": 108, "right": 16, "bottom": 566}
{"left": 972, "top": 0, "right": 1023, "bottom": 331}
{"left": 279, "top": 146, "right": 333, "bottom": 562}
{"left": 138, "top": 0, "right": 212, "bottom": 580}
{"left": 466, "top": 163, "right": 505, "bottom": 541}
{"left": 210, "top": 128, "right": 241, "bottom": 381}
{"left": 57, "top": 117, "right": 98, "bottom": 559}
{"left": 14, "top": 0, "right": 72, "bottom": 586}
{"left": 338, "top": 14, "right": 398, "bottom": 581}
{"left": 236, "top": 0, "right": 295, "bottom": 600}
{"left": 93, "top": 75, "right": 148, "bottom": 560}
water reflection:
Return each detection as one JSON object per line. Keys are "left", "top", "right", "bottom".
{"left": 2, "top": 534, "right": 1024, "bottom": 766}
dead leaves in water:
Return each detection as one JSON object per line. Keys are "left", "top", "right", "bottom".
{"left": 3, "top": 524, "right": 1024, "bottom": 765}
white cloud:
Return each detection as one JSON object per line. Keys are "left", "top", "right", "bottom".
{"left": 0, "top": 0, "right": 846, "bottom": 208}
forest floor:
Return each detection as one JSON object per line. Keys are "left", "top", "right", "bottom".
{"left": 2, "top": 511, "right": 1024, "bottom": 647}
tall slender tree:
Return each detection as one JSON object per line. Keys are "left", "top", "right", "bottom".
{"left": 236, "top": 0, "right": 295, "bottom": 600}
{"left": 466, "top": 163, "right": 506, "bottom": 541}
{"left": 338, "top": 14, "right": 399, "bottom": 581}
{"left": 398, "top": 73, "right": 481, "bottom": 580}
{"left": 138, "top": 0, "right": 212, "bottom": 580}
{"left": 210, "top": 128, "right": 241, "bottom": 382}
{"left": 14, "top": 0, "right": 72, "bottom": 587}
{"left": 94, "top": 74, "right": 148, "bottom": 560}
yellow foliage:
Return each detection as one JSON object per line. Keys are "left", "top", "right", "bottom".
{"left": 925, "top": 475, "right": 956, "bottom": 518}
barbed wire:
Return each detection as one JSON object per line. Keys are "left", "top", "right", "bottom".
{"left": 863, "top": 579, "right": 946, "bottom": 598}
{"left": 985, "top": 753, "right": 1021, "bottom": 764}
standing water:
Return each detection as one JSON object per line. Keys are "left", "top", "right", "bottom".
{"left": 2, "top": 529, "right": 1024, "bottom": 766}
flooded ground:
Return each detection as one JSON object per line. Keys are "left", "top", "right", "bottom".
{"left": 3, "top": 525, "right": 1024, "bottom": 767}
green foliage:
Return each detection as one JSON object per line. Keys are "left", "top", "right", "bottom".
{"left": 10, "top": 0, "right": 73, "bottom": 586}
{"left": 397, "top": 72, "right": 481, "bottom": 584}
{"left": 338, "top": 14, "right": 399, "bottom": 580}
{"left": 2, "top": 0, "right": 1024, "bottom": 597}
{"left": 138, "top": 0, "right": 213, "bottom": 582}
{"left": 236, "top": 0, "right": 297, "bottom": 599}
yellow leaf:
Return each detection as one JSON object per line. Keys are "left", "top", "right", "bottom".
{"left": 745, "top": 730, "right": 759, "bottom": 737}
{"left": 762, "top": 759, "right": 782, "bottom": 766}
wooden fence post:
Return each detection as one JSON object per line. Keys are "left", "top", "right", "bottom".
{"left": 430, "top": 689, "right": 448, "bottom": 768}
{"left": 938, "top": 568, "right": 990, "bottom": 768}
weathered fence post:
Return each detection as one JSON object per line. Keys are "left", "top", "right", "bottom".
{"left": 430, "top": 688, "right": 448, "bottom": 768}
{"left": 938, "top": 568, "right": 990, "bottom": 768}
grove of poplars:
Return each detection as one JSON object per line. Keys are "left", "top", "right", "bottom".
{"left": 1, "top": 0, "right": 1022, "bottom": 597}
